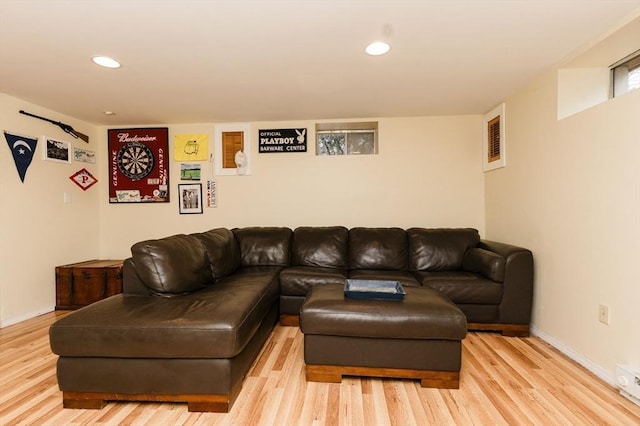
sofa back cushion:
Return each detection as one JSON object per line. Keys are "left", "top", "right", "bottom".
{"left": 130, "top": 234, "right": 212, "bottom": 296}
{"left": 193, "top": 228, "right": 240, "bottom": 279}
{"left": 292, "top": 226, "right": 349, "bottom": 268}
{"left": 233, "top": 227, "right": 292, "bottom": 267}
{"left": 408, "top": 228, "right": 480, "bottom": 271}
{"left": 348, "top": 227, "right": 408, "bottom": 270}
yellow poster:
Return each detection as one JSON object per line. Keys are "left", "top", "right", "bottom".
{"left": 174, "top": 134, "right": 209, "bottom": 161}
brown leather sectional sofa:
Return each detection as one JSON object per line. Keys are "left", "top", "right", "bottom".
{"left": 49, "top": 226, "right": 533, "bottom": 412}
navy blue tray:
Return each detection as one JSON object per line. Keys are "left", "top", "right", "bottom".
{"left": 344, "top": 279, "right": 405, "bottom": 300}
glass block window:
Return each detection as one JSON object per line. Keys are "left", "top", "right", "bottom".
{"left": 316, "top": 122, "right": 378, "bottom": 156}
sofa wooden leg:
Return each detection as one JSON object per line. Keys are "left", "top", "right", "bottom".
{"left": 187, "top": 400, "right": 229, "bottom": 412}
{"left": 501, "top": 327, "right": 530, "bottom": 337}
{"left": 420, "top": 372, "right": 459, "bottom": 389}
{"left": 62, "top": 393, "right": 106, "bottom": 409}
{"left": 305, "top": 365, "right": 343, "bottom": 383}
{"left": 279, "top": 314, "right": 300, "bottom": 327}
{"left": 467, "top": 323, "right": 530, "bottom": 337}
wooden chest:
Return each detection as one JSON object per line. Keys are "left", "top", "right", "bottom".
{"left": 55, "top": 259, "right": 123, "bottom": 310}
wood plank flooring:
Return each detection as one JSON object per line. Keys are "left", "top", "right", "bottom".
{"left": 1, "top": 311, "right": 639, "bottom": 425}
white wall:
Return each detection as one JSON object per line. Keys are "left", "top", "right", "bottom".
{"left": 99, "top": 116, "right": 486, "bottom": 257}
{"left": 485, "top": 17, "right": 640, "bottom": 382}
{"left": 0, "top": 94, "right": 101, "bottom": 326}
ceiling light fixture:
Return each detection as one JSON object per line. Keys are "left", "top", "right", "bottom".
{"left": 92, "top": 56, "right": 121, "bottom": 69}
{"left": 365, "top": 41, "right": 390, "bottom": 56}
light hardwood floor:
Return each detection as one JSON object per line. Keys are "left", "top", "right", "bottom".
{"left": 1, "top": 311, "right": 639, "bottom": 425}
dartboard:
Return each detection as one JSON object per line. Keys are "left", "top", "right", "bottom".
{"left": 117, "top": 142, "right": 154, "bottom": 180}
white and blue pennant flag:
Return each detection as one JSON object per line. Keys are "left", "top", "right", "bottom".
{"left": 4, "top": 131, "right": 38, "bottom": 182}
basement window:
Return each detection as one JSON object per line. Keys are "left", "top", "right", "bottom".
{"left": 316, "top": 122, "right": 378, "bottom": 155}
{"left": 611, "top": 50, "right": 640, "bottom": 97}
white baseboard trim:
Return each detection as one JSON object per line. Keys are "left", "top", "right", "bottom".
{"left": 0, "top": 306, "right": 55, "bottom": 329}
{"left": 530, "top": 325, "right": 615, "bottom": 387}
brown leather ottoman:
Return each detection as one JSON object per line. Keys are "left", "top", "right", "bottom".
{"left": 299, "top": 283, "right": 467, "bottom": 388}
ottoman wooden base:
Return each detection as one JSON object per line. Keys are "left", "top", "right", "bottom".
{"left": 300, "top": 284, "right": 467, "bottom": 389}
{"left": 62, "top": 390, "right": 237, "bottom": 412}
{"left": 306, "top": 364, "right": 460, "bottom": 388}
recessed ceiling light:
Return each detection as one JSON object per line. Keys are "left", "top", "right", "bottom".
{"left": 104, "top": 111, "right": 116, "bottom": 116}
{"left": 365, "top": 41, "right": 390, "bottom": 56}
{"left": 92, "top": 56, "right": 121, "bottom": 69}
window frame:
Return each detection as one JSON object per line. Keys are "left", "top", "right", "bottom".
{"left": 610, "top": 49, "right": 640, "bottom": 98}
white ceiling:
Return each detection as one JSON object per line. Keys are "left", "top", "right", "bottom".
{"left": 1, "top": 0, "right": 639, "bottom": 126}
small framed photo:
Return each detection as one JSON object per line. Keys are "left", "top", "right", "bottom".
{"left": 178, "top": 183, "right": 203, "bottom": 214}
{"left": 43, "top": 136, "right": 71, "bottom": 163}
{"left": 73, "top": 147, "right": 96, "bottom": 163}
{"left": 180, "top": 163, "right": 201, "bottom": 180}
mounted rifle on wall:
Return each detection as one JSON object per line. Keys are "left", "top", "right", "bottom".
{"left": 19, "top": 110, "right": 89, "bottom": 143}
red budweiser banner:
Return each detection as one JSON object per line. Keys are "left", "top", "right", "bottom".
{"left": 108, "top": 128, "right": 169, "bottom": 203}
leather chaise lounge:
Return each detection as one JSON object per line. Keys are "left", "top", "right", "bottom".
{"left": 49, "top": 226, "right": 533, "bottom": 412}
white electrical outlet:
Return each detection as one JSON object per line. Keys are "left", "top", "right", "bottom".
{"left": 598, "top": 304, "right": 610, "bottom": 325}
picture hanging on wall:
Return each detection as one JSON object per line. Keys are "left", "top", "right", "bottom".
{"left": 174, "top": 133, "right": 209, "bottom": 161}
{"left": 214, "top": 123, "right": 251, "bottom": 176}
{"left": 4, "top": 131, "right": 38, "bottom": 183}
{"left": 108, "top": 127, "right": 169, "bottom": 203}
{"left": 258, "top": 128, "right": 307, "bottom": 153}
{"left": 483, "top": 103, "right": 506, "bottom": 172}
{"left": 74, "top": 147, "right": 96, "bottom": 163}
{"left": 178, "top": 183, "right": 203, "bottom": 214}
{"left": 43, "top": 136, "right": 71, "bottom": 164}
{"left": 180, "top": 163, "right": 201, "bottom": 180}
{"left": 69, "top": 168, "right": 98, "bottom": 191}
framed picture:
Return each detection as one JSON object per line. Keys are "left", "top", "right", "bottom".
{"left": 108, "top": 127, "right": 170, "bottom": 203}
{"left": 180, "top": 163, "right": 201, "bottom": 180}
{"left": 42, "top": 136, "right": 71, "bottom": 163}
{"left": 483, "top": 103, "right": 506, "bottom": 171}
{"left": 214, "top": 123, "right": 251, "bottom": 176}
{"left": 73, "top": 147, "right": 96, "bottom": 163}
{"left": 178, "top": 183, "right": 203, "bottom": 214}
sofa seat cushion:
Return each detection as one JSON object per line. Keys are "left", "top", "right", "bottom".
{"left": 347, "top": 270, "right": 420, "bottom": 288}
{"left": 50, "top": 267, "right": 280, "bottom": 359}
{"left": 280, "top": 266, "right": 348, "bottom": 297}
{"left": 415, "top": 271, "right": 502, "bottom": 304}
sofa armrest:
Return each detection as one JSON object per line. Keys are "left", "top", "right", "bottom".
{"left": 462, "top": 248, "right": 505, "bottom": 282}
{"left": 478, "top": 240, "right": 534, "bottom": 326}
{"left": 122, "top": 258, "right": 151, "bottom": 295}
